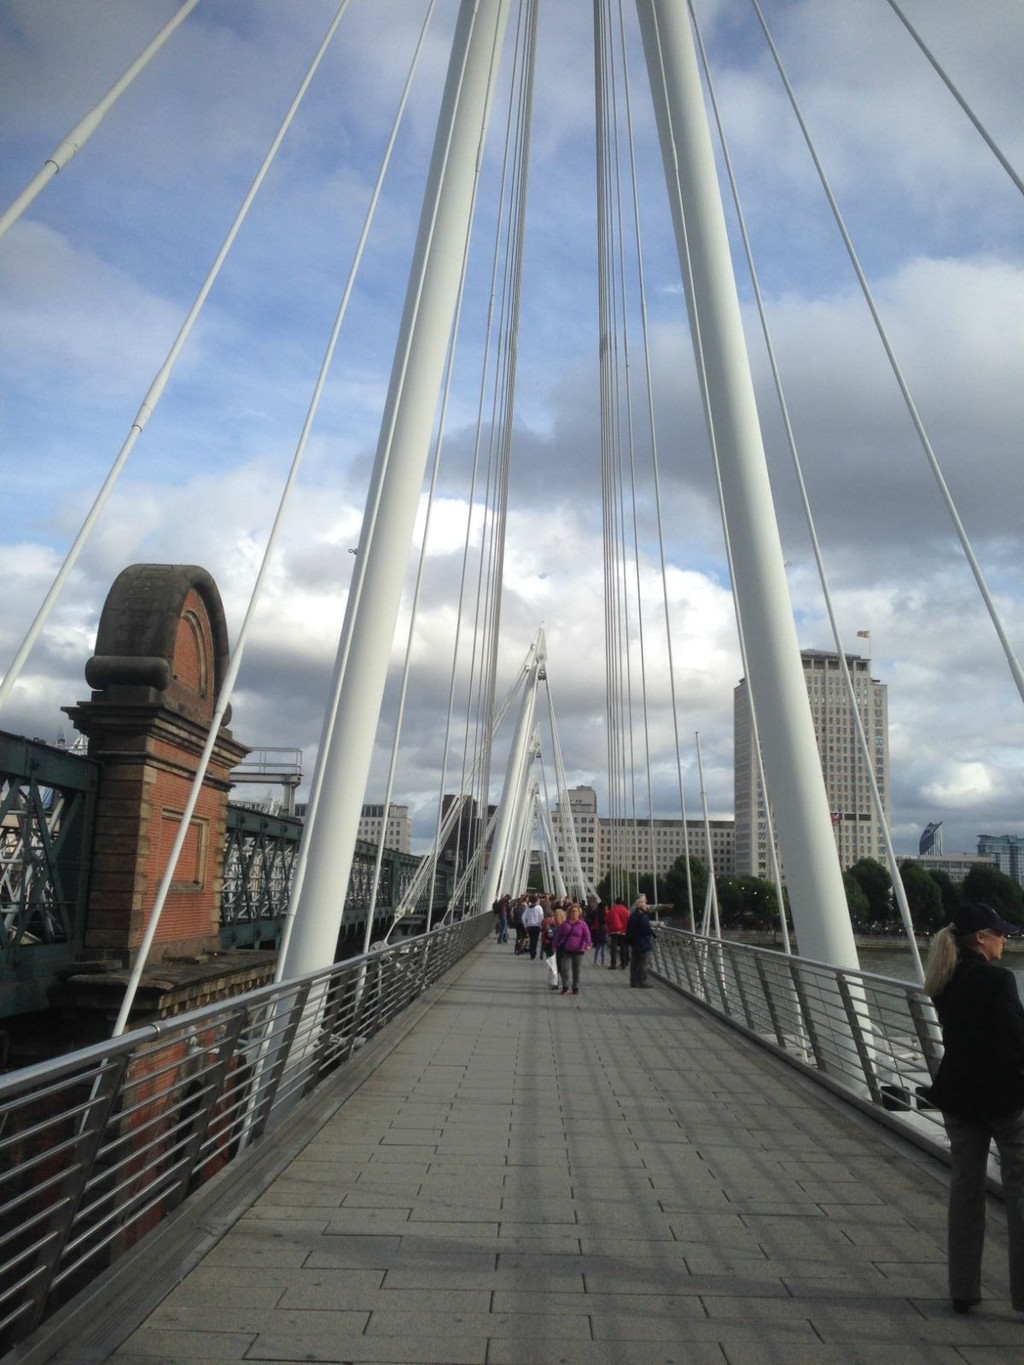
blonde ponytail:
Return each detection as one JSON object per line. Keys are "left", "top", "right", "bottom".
{"left": 923, "top": 924, "right": 976, "bottom": 998}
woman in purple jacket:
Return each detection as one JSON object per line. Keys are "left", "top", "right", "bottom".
{"left": 553, "top": 903, "right": 592, "bottom": 996}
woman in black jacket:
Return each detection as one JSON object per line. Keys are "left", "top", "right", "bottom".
{"left": 924, "top": 901, "right": 1024, "bottom": 1314}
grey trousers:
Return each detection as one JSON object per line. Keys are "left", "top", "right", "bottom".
{"left": 944, "top": 1106, "right": 1024, "bottom": 1309}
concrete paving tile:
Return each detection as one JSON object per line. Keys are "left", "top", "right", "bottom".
{"left": 158, "top": 1279, "right": 288, "bottom": 1309}
{"left": 364, "top": 1310, "right": 589, "bottom": 1338}
{"left": 254, "top": 1182, "right": 347, "bottom": 1207}
{"left": 417, "top": 1187, "right": 505, "bottom": 1209}
{"left": 704, "top": 1296, "right": 927, "bottom": 1329}
{"left": 107, "top": 1356, "right": 250, "bottom": 1365}
{"left": 322, "top": 1209, "right": 415, "bottom": 1233}
{"left": 147, "top": 1305, "right": 371, "bottom": 1334}
{"left": 365, "top": 1150, "right": 437, "bottom": 1166}
{"left": 382, "top": 1266, "right": 500, "bottom": 1290}
{"left": 201, "top": 1231, "right": 318, "bottom": 1268}
{"left": 113, "top": 1328, "right": 259, "bottom": 1358}
{"left": 500, "top": 1197, "right": 578, "bottom": 1220}
{"left": 587, "top": 1312, "right": 815, "bottom": 1344}
{"left": 855, "top": 1307, "right": 1024, "bottom": 1345}
{"left": 425, "top": 1150, "right": 506, "bottom": 1168}
{"left": 246, "top": 1330, "right": 488, "bottom": 1362}
{"left": 241, "top": 1206, "right": 335, "bottom": 1224}
{"left": 415, "top": 1232, "right": 581, "bottom": 1253}
{"left": 720, "top": 1344, "right": 966, "bottom": 1364}
{"left": 279, "top": 1283, "right": 489, "bottom": 1312}
{"left": 487, "top": 1342, "right": 724, "bottom": 1364}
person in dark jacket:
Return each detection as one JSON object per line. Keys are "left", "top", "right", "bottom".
{"left": 626, "top": 895, "right": 654, "bottom": 988}
{"left": 923, "top": 901, "right": 1024, "bottom": 1314}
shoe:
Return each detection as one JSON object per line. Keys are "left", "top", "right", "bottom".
{"left": 572, "top": 988, "right": 579, "bottom": 994}
{"left": 561, "top": 988, "right": 569, "bottom": 995}
{"left": 952, "top": 1298, "right": 981, "bottom": 1314}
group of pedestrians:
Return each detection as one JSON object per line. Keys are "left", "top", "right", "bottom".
{"left": 494, "top": 891, "right": 655, "bottom": 996}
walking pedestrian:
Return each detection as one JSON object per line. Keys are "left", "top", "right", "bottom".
{"left": 543, "top": 905, "right": 565, "bottom": 989}
{"left": 922, "top": 902, "right": 1024, "bottom": 1315}
{"left": 553, "top": 902, "right": 591, "bottom": 995}
{"left": 523, "top": 895, "right": 544, "bottom": 959}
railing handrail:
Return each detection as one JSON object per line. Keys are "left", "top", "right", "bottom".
{"left": 650, "top": 925, "right": 948, "bottom": 1154}
{"left": 0, "top": 912, "right": 492, "bottom": 1351}
{"left": 0, "top": 916, "right": 470, "bottom": 1099}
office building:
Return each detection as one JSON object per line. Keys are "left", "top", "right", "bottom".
{"left": 356, "top": 803, "right": 412, "bottom": 853}
{"left": 899, "top": 853, "right": 997, "bottom": 886}
{"left": 734, "top": 649, "right": 890, "bottom": 877}
{"left": 977, "top": 834, "right": 1024, "bottom": 887}
{"left": 552, "top": 785, "right": 734, "bottom": 885}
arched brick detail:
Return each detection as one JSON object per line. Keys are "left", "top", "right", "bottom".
{"left": 66, "top": 565, "right": 248, "bottom": 965}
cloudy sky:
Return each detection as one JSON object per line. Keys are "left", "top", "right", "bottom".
{"left": 1, "top": 0, "right": 1022, "bottom": 862}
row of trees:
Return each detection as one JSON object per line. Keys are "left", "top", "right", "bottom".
{"left": 597, "top": 858, "right": 782, "bottom": 931}
{"left": 597, "top": 854, "right": 1024, "bottom": 935}
{"left": 844, "top": 856, "right": 1024, "bottom": 933}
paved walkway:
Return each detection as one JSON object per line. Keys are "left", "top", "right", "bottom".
{"left": 95, "top": 941, "right": 1023, "bottom": 1362}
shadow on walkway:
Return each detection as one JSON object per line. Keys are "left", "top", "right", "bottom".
{"left": 43, "top": 940, "right": 1024, "bottom": 1363}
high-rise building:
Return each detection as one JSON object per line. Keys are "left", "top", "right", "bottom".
{"left": 734, "top": 649, "right": 890, "bottom": 877}
{"left": 356, "top": 802, "right": 412, "bottom": 853}
{"left": 552, "top": 785, "right": 734, "bottom": 885}
{"left": 439, "top": 794, "right": 496, "bottom": 883}
{"left": 919, "top": 822, "right": 943, "bottom": 857}
{"left": 977, "top": 834, "right": 1024, "bottom": 887}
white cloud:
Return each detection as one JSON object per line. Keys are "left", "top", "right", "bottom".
{"left": 2, "top": 0, "right": 1022, "bottom": 876}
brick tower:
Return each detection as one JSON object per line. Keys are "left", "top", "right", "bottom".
{"left": 64, "top": 564, "right": 249, "bottom": 965}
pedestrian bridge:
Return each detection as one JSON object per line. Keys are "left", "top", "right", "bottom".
{"left": 5, "top": 926, "right": 1022, "bottom": 1365}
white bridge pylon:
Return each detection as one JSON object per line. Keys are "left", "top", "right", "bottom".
{"left": 279, "top": 0, "right": 858, "bottom": 980}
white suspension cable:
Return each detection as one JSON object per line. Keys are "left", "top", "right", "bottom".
{"left": 885, "top": 0, "right": 1024, "bottom": 199}
{"left": 695, "top": 730, "right": 721, "bottom": 938}
{"left": 0, "top": 0, "right": 203, "bottom": 241}
{"left": 113, "top": 0, "right": 433, "bottom": 1030}
{"left": 544, "top": 679, "right": 593, "bottom": 900}
{"left": 388, "top": 667, "right": 526, "bottom": 935}
{"left": 0, "top": 0, "right": 355, "bottom": 716}
{"left": 616, "top": 3, "right": 697, "bottom": 926}
{"left": 750, "top": 0, "right": 1024, "bottom": 710}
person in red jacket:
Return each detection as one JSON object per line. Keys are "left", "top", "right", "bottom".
{"left": 605, "top": 899, "right": 630, "bottom": 971}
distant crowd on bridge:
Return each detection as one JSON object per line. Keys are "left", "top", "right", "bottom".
{"left": 491, "top": 891, "right": 655, "bottom": 996}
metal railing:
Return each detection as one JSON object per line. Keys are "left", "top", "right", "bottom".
{"left": 0, "top": 912, "right": 491, "bottom": 1351}
{"left": 652, "top": 927, "right": 946, "bottom": 1145}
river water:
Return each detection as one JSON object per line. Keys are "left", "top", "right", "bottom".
{"left": 856, "top": 944, "right": 1024, "bottom": 993}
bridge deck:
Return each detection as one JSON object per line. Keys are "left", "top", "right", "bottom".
{"left": 57, "top": 940, "right": 1023, "bottom": 1363}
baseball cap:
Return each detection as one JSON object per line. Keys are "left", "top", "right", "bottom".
{"left": 952, "top": 901, "right": 1019, "bottom": 937}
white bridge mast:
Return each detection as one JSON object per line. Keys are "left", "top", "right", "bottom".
{"left": 279, "top": 0, "right": 512, "bottom": 980}
{"left": 635, "top": 1, "right": 858, "bottom": 968}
